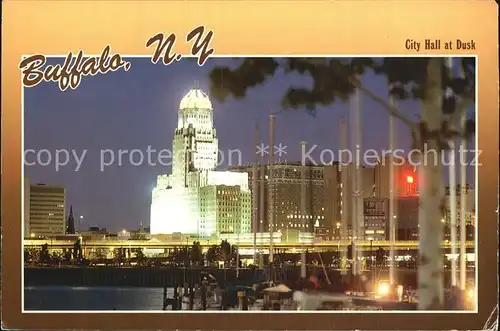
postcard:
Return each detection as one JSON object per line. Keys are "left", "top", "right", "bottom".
{"left": 1, "top": 1, "right": 498, "bottom": 330}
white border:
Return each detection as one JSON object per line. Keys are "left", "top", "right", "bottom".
{"left": 21, "top": 55, "right": 479, "bottom": 314}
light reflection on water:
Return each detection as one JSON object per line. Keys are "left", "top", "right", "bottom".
{"left": 24, "top": 286, "right": 173, "bottom": 311}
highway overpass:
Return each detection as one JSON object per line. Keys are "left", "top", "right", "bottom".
{"left": 23, "top": 239, "right": 475, "bottom": 252}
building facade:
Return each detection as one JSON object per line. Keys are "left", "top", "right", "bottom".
{"left": 374, "top": 158, "right": 418, "bottom": 198}
{"left": 323, "top": 164, "right": 342, "bottom": 238}
{"left": 199, "top": 184, "right": 252, "bottom": 234}
{"left": 396, "top": 185, "right": 476, "bottom": 241}
{"left": 395, "top": 195, "right": 419, "bottom": 240}
{"left": 444, "top": 185, "right": 475, "bottom": 226}
{"left": 231, "top": 162, "right": 328, "bottom": 235}
{"left": 443, "top": 185, "right": 476, "bottom": 240}
{"left": 231, "top": 162, "right": 380, "bottom": 240}
{"left": 363, "top": 197, "right": 389, "bottom": 240}
{"left": 28, "top": 183, "right": 66, "bottom": 237}
{"left": 150, "top": 89, "right": 251, "bottom": 237}
{"left": 339, "top": 164, "right": 377, "bottom": 240}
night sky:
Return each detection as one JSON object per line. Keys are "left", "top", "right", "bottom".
{"left": 24, "top": 58, "right": 476, "bottom": 232}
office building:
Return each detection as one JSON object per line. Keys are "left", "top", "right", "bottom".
{"left": 231, "top": 162, "right": 327, "bottom": 235}
{"left": 339, "top": 164, "right": 377, "bottom": 240}
{"left": 444, "top": 185, "right": 476, "bottom": 240}
{"left": 363, "top": 197, "right": 389, "bottom": 240}
{"left": 374, "top": 158, "right": 418, "bottom": 198}
{"left": 396, "top": 185, "right": 476, "bottom": 241}
{"left": 231, "top": 162, "right": 378, "bottom": 240}
{"left": 396, "top": 195, "right": 419, "bottom": 240}
{"left": 199, "top": 184, "right": 252, "bottom": 234}
{"left": 28, "top": 183, "right": 66, "bottom": 237}
{"left": 444, "top": 185, "right": 475, "bottom": 226}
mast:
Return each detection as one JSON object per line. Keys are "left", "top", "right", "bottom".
{"left": 259, "top": 144, "right": 265, "bottom": 269}
{"left": 252, "top": 123, "right": 259, "bottom": 266}
{"left": 339, "top": 118, "right": 349, "bottom": 275}
{"left": 300, "top": 141, "right": 307, "bottom": 279}
{"left": 268, "top": 114, "right": 276, "bottom": 264}
{"left": 349, "top": 89, "right": 360, "bottom": 276}
{"left": 355, "top": 86, "right": 364, "bottom": 275}
{"left": 459, "top": 113, "right": 467, "bottom": 290}
{"left": 449, "top": 142, "right": 458, "bottom": 287}
{"left": 389, "top": 97, "right": 396, "bottom": 285}
{"left": 445, "top": 57, "right": 458, "bottom": 287}
{"left": 458, "top": 62, "right": 468, "bottom": 291}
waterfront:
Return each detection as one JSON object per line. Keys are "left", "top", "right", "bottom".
{"left": 23, "top": 267, "right": 475, "bottom": 311}
{"left": 24, "top": 266, "right": 474, "bottom": 288}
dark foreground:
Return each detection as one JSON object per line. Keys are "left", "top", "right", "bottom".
{"left": 24, "top": 266, "right": 474, "bottom": 288}
{"left": 24, "top": 268, "right": 475, "bottom": 311}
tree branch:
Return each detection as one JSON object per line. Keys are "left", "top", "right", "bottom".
{"left": 448, "top": 96, "right": 475, "bottom": 129}
{"left": 348, "top": 76, "right": 416, "bottom": 129}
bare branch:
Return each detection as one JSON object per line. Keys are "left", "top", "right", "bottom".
{"left": 348, "top": 76, "right": 416, "bottom": 129}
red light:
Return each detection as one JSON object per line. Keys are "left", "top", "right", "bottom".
{"left": 406, "top": 176, "right": 414, "bottom": 184}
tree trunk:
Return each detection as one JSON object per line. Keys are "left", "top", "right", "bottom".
{"left": 418, "top": 58, "right": 445, "bottom": 310}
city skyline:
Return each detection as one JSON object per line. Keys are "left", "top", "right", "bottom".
{"left": 24, "top": 58, "right": 476, "bottom": 232}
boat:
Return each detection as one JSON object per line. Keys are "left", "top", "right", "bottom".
{"left": 350, "top": 295, "right": 417, "bottom": 310}
{"left": 292, "top": 289, "right": 418, "bottom": 311}
{"left": 293, "top": 291, "right": 352, "bottom": 310}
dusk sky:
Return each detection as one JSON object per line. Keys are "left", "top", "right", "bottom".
{"left": 24, "top": 58, "right": 476, "bottom": 232}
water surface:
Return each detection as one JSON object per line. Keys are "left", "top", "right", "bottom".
{"left": 24, "top": 286, "right": 172, "bottom": 311}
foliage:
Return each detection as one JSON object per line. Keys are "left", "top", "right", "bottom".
{"left": 93, "top": 248, "right": 108, "bottom": 260}
{"left": 190, "top": 241, "right": 203, "bottom": 265}
{"left": 205, "top": 240, "right": 238, "bottom": 265}
{"left": 24, "top": 248, "right": 30, "bottom": 264}
{"left": 51, "top": 251, "right": 63, "bottom": 262}
{"left": 134, "top": 248, "right": 146, "bottom": 265}
{"left": 205, "top": 244, "right": 219, "bottom": 263}
{"left": 39, "top": 244, "right": 50, "bottom": 264}
{"left": 375, "top": 247, "right": 385, "bottom": 266}
{"left": 73, "top": 238, "right": 83, "bottom": 261}
{"left": 24, "top": 248, "right": 39, "bottom": 264}
{"left": 62, "top": 248, "right": 72, "bottom": 262}
{"left": 208, "top": 57, "right": 475, "bottom": 146}
{"left": 167, "top": 247, "right": 185, "bottom": 265}
{"left": 113, "top": 247, "right": 125, "bottom": 264}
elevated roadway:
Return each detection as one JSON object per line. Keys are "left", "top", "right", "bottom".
{"left": 23, "top": 239, "right": 475, "bottom": 252}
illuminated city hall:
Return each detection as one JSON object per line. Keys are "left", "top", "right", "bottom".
{"left": 150, "top": 89, "right": 251, "bottom": 237}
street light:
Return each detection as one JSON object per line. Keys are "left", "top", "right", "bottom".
{"left": 377, "top": 282, "right": 390, "bottom": 297}
{"left": 368, "top": 237, "right": 374, "bottom": 281}
{"left": 78, "top": 235, "right": 84, "bottom": 260}
{"left": 47, "top": 213, "right": 54, "bottom": 249}
{"left": 79, "top": 216, "right": 84, "bottom": 232}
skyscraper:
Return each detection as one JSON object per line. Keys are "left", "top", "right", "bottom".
{"left": 150, "top": 89, "right": 251, "bottom": 237}
{"left": 374, "top": 157, "right": 418, "bottom": 198}
{"left": 28, "top": 183, "right": 66, "bottom": 237}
